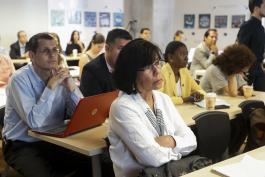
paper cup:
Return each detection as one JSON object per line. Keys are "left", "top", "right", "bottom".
{"left": 205, "top": 92, "right": 216, "bottom": 110}
{"left": 243, "top": 85, "right": 253, "bottom": 98}
{"left": 72, "top": 49, "right": 78, "bottom": 57}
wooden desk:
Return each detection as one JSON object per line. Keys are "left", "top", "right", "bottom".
{"left": 12, "top": 58, "right": 30, "bottom": 64}
{"left": 28, "top": 91, "right": 265, "bottom": 177}
{"left": 178, "top": 91, "right": 265, "bottom": 126}
{"left": 29, "top": 124, "right": 107, "bottom": 177}
{"left": 65, "top": 55, "right": 81, "bottom": 61}
{"left": 182, "top": 145, "right": 265, "bottom": 177}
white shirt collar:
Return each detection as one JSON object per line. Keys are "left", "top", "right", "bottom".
{"left": 105, "top": 58, "right": 114, "bottom": 73}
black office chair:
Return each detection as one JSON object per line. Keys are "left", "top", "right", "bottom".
{"left": 239, "top": 100, "right": 265, "bottom": 152}
{"left": 239, "top": 100, "right": 264, "bottom": 120}
{"left": 193, "top": 111, "right": 230, "bottom": 163}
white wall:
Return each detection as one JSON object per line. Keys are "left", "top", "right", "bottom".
{"left": 124, "top": 0, "right": 153, "bottom": 38}
{"left": 48, "top": 0, "right": 123, "bottom": 50}
{"left": 0, "top": 0, "right": 48, "bottom": 50}
{"left": 125, "top": 0, "right": 249, "bottom": 51}
{"left": 0, "top": 0, "right": 123, "bottom": 53}
{"left": 172, "top": 0, "right": 249, "bottom": 50}
{"left": 0, "top": 0, "right": 254, "bottom": 53}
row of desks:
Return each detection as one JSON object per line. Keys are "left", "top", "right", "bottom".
{"left": 11, "top": 56, "right": 80, "bottom": 64}
{"left": 0, "top": 86, "right": 263, "bottom": 176}
{"left": 28, "top": 91, "right": 265, "bottom": 177}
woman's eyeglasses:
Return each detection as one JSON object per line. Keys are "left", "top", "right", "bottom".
{"left": 138, "top": 59, "right": 162, "bottom": 72}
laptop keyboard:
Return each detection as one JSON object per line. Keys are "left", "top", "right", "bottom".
{"left": 45, "top": 124, "right": 68, "bottom": 134}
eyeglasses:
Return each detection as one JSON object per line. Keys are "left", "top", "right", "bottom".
{"left": 138, "top": 59, "right": 161, "bottom": 72}
{"left": 37, "top": 48, "right": 59, "bottom": 56}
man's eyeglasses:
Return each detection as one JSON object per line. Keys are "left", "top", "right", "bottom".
{"left": 138, "top": 59, "right": 162, "bottom": 72}
{"left": 37, "top": 48, "right": 59, "bottom": 56}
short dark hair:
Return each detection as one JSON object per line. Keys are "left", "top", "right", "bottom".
{"left": 213, "top": 44, "right": 256, "bottom": 75}
{"left": 204, "top": 28, "right": 217, "bottom": 38}
{"left": 113, "top": 38, "right": 162, "bottom": 94}
{"left": 106, "top": 29, "right": 132, "bottom": 45}
{"left": 164, "top": 41, "right": 186, "bottom": 62}
{"left": 17, "top": 30, "right": 26, "bottom": 39}
{"left": 27, "top": 32, "right": 54, "bottom": 53}
{"left": 140, "top": 28, "right": 151, "bottom": 34}
{"left": 86, "top": 32, "right": 105, "bottom": 51}
{"left": 175, "top": 30, "right": 183, "bottom": 37}
{"left": 249, "top": 0, "right": 264, "bottom": 13}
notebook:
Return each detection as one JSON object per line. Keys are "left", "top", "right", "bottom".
{"left": 31, "top": 90, "right": 119, "bottom": 137}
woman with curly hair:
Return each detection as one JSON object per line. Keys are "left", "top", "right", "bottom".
{"left": 200, "top": 44, "right": 255, "bottom": 96}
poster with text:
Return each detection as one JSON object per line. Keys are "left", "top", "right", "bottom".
{"left": 51, "top": 10, "right": 65, "bottom": 26}
{"left": 215, "top": 15, "right": 227, "bottom": 28}
{"left": 99, "top": 12, "right": 110, "bottom": 27}
{"left": 68, "top": 10, "right": 81, "bottom": 24}
{"left": 184, "top": 14, "right": 195, "bottom": 29}
{"left": 231, "top": 15, "right": 245, "bottom": 28}
{"left": 84, "top": 11, "right": 97, "bottom": 27}
{"left": 199, "top": 14, "right": 211, "bottom": 28}
{"left": 113, "top": 12, "right": 124, "bottom": 27}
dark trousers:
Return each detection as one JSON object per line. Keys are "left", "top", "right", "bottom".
{"left": 248, "top": 74, "right": 265, "bottom": 91}
{"left": 2, "top": 140, "right": 92, "bottom": 177}
{"left": 229, "top": 114, "right": 249, "bottom": 155}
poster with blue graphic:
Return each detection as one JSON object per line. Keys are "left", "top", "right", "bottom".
{"left": 199, "top": 14, "right": 211, "bottom": 28}
{"left": 113, "top": 12, "right": 124, "bottom": 27}
{"left": 84, "top": 11, "right": 97, "bottom": 27}
{"left": 68, "top": 10, "right": 81, "bottom": 24}
{"left": 99, "top": 12, "right": 110, "bottom": 27}
{"left": 184, "top": 14, "right": 195, "bottom": 29}
{"left": 51, "top": 10, "right": 65, "bottom": 26}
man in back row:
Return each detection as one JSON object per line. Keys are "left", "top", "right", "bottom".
{"left": 80, "top": 28, "right": 132, "bottom": 96}
{"left": 3, "top": 33, "right": 91, "bottom": 177}
{"left": 139, "top": 27, "right": 151, "bottom": 41}
{"left": 190, "top": 28, "right": 218, "bottom": 76}
{"left": 9, "top": 30, "right": 29, "bottom": 59}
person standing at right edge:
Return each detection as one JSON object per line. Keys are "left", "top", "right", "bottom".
{"left": 237, "top": 0, "right": 265, "bottom": 91}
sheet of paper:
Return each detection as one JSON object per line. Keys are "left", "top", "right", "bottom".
{"left": 212, "top": 155, "right": 265, "bottom": 177}
{"left": 194, "top": 98, "right": 230, "bottom": 108}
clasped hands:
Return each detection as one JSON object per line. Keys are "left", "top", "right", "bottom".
{"left": 47, "top": 67, "right": 75, "bottom": 92}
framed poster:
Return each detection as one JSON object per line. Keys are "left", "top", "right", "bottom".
{"left": 113, "top": 12, "right": 124, "bottom": 27}
{"left": 215, "top": 15, "right": 227, "bottom": 28}
{"left": 184, "top": 14, "right": 195, "bottom": 29}
{"left": 84, "top": 11, "right": 97, "bottom": 27}
{"left": 231, "top": 15, "right": 245, "bottom": 28}
{"left": 68, "top": 10, "right": 81, "bottom": 24}
{"left": 51, "top": 10, "right": 65, "bottom": 26}
{"left": 199, "top": 14, "right": 211, "bottom": 28}
{"left": 99, "top": 12, "right": 110, "bottom": 27}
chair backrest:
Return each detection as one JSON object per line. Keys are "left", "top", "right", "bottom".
{"left": 239, "top": 100, "right": 265, "bottom": 120}
{"left": 193, "top": 111, "right": 230, "bottom": 162}
{"left": 239, "top": 100, "right": 265, "bottom": 152}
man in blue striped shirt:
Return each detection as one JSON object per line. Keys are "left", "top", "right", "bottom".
{"left": 2, "top": 33, "right": 91, "bottom": 177}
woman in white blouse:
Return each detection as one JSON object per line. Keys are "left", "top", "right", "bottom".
{"left": 108, "top": 39, "right": 197, "bottom": 177}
